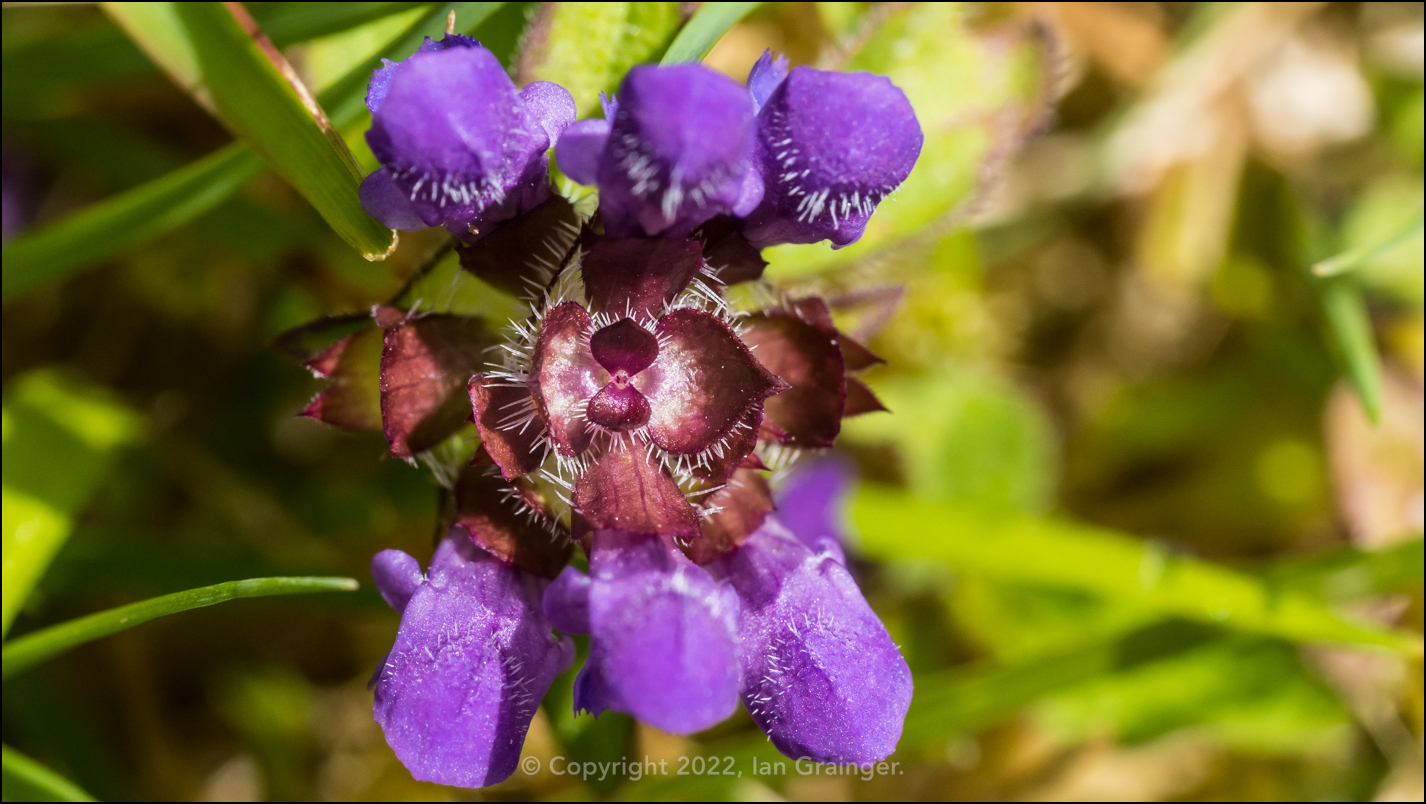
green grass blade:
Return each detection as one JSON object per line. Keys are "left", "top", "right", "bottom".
{"left": 1, "top": 745, "right": 94, "bottom": 803}
{"left": 119, "top": 3, "right": 394, "bottom": 258}
{"left": 850, "top": 486, "right": 1422, "bottom": 654}
{"left": 660, "top": 2, "right": 762, "bottom": 64}
{"left": 2, "top": 3, "right": 501, "bottom": 302}
{"left": 1314, "top": 207, "right": 1425, "bottom": 277}
{"left": 2, "top": 372, "right": 145, "bottom": 638}
{"left": 1319, "top": 276, "right": 1384, "bottom": 423}
{"left": 1, "top": 576, "right": 359, "bottom": 681}
{"left": 1, "top": 144, "right": 263, "bottom": 302}
{"left": 257, "top": 1, "right": 433, "bottom": 47}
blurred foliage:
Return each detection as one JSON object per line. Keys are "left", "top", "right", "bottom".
{"left": 2, "top": 2, "right": 1423, "bottom": 802}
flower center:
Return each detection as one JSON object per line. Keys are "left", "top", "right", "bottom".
{"left": 585, "top": 318, "right": 658, "bottom": 431}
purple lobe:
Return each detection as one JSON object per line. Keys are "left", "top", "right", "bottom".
{"left": 372, "top": 549, "right": 423, "bottom": 613}
{"left": 373, "top": 532, "right": 571, "bottom": 788}
{"left": 590, "top": 317, "right": 659, "bottom": 375}
{"left": 774, "top": 457, "right": 854, "bottom": 557}
{"left": 708, "top": 519, "right": 911, "bottom": 763}
{"left": 579, "top": 529, "right": 741, "bottom": 733}
{"left": 519, "top": 81, "right": 577, "bottom": 144}
{"left": 543, "top": 566, "right": 591, "bottom": 634}
{"left": 741, "top": 66, "right": 922, "bottom": 249}
{"left": 358, "top": 168, "right": 427, "bottom": 231}
{"left": 554, "top": 118, "right": 610, "bottom": 185}
{"left": 747, "top": 50, "right": 789, "bottom": 113}
{"left": 597, "top": 64, "right": 762, "bottom": 238}
{"left": 364, "top": 43, "right": 553, "bottom": 240}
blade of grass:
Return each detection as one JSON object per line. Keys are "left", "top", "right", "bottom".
{"left": 659, "top": 1, "right": 762, "bottom": 64}
{"left": 1, "top": 576, "right": 359, "bottom": 681}
{"left": 1314, "top": 207, "right": 1424, "bottom": 277}
{"left": 108, "top": 2, "right": 394, "bottom": 258}
{"left": 1, "top": 3, "right": 503, "bottom": 302}
{"left": 850, "top": 486, "right": 1422, "bottom": 655}
{"left": 1320, "top": 275, "right": 1384, "bottom": 423}
{"left": 1, "top": 745, "right": 94, "bottom": 803}
{"left": 1, "top": 144, "right": 263, "bottom": 301}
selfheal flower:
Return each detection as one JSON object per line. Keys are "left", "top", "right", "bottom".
{"left": 544, "top": 528, "right": 741, "bottom": 734}
{"left": 707, "top": 517, "right": 911, "bottom": 764}
{"left": 468, "top": 235, "right": 787, "bottom": 514}
{"left": 555, "top": 63, "right": 763, "bottom": 238}
{"left": 371, "top": 529, "right": 573, "bottom": 788}
{"left": 360, "top": 35, "right": 575, "bottom": 242}
{"left": 739, "top": 55, "right": 923, "bottom": 249}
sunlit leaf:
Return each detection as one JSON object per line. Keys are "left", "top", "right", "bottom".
{"left": 521, "top": 2, "right": 682, "bottom": 114}
{"left": 1319, "top": 276, "right": 1384, "bottom": 424}
{"left": 1, "top": 576, "right": 359, "bottom": 681}
{"left": 660, "top": 2, "right": 762, "bottom": 64}
{"left": 850, "top": 486, "right": 1422, "bottom": 654}
{"left": 765, "top": 2, "right": 1052, "bottom": 279}
{"left": 1, "top": 745, "right": 94, "bottom": 803}
{"left": 2, "top": 372, "right": 144, "bottom": 638}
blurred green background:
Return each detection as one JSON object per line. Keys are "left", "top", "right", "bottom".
{"left": 2, "top": 2, "right": 1423, "bottom": 801}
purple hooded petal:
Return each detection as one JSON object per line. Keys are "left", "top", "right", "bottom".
{"left": 366, "top": 35, "right": 480, "bottom": 113}
{"left": 519, "top": 81, "right": 577, "bottom": 144}
{"left": 582, "top": 529, "right": 741, "bottom": 733}
{"left": 708, "top": 519, "right": 911, "bottom": 763}
{"left": 359, "top": 168, "right": 427, "bottom": 231}
{"left": 364, "top": 42, "right": 553, "bottom": 240}
{"left": 597, "top": 64, "right": 762, "bottom": 238}
{"left": 543, "top": 566, "right": 591, "bottom": 634}
{"left": 774, "top": 457, "right": 854, "bottom": 559}
{"left": 741, "top": 66, "right": 922, "bottom": 249}
{"left": 374, "top": 532, "right": 571, "bottom": 788}
{"left": 372, "top": 549, "right": 423, "bottom": 613}
{"left": 554, "top": 118, "right": 610, "bottom": 185}
{"left": 747, "top": 50, "right": 789, "bottom": 113}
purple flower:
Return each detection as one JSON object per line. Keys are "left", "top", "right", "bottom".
{"left": 554, "top": 63, "right": 763, "bottom": 238}
{"left": 370, "top": 530, "right": 573, "bottom": 788}
{"left": 544, "top": 528, "right": 742, "bottom": 734}
{"left": 739, "top": 58, "right": 923, "bottom": 249}
{"left": 707, "top": 516, "right": 912, "bottom": 764}
{"left": 360, "top": 36, "right": 575, "bottom": 242}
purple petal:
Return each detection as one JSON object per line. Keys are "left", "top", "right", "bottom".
{"left": 590, "top": 317, "right": 659, "bottom": 376}
{"left": 530, "top": 302, "right": 601, "bottom": 457}
{"left": 379, "top": 313, "right": 497, "bottom": 458}
{"left": 374, "top": 532, "right": 571, "bottom": 788}
{"left": 573, "top": 441, "right": 700, "bottom": 539}
{"left": 543, "top": 566, "right": 591, "bottom": 634}
{"left": 597, "top": 64, "right": 762, "bottom": 238}
{"left": 469, "top": 374, "right": 547, "bottom": 480}
{"left": 741, "top": 66, "right": 922, "bottom": 249}
{"left": 600, "top": 92, "right": 618, "bottom": 121}
{"left": 359, "top": 168, "right": 427, "bottom": 231}
{"left": 583, "top": 529, "right": 741, "bottom": 733}
{"left": 519, "top": 81, "right": 577, "bottom": 144}
{"left": 707, "top": 520, "right": 911, "bottom": 763}
{"left": 643, "top": 309, "right": 788, "bottom": 455}
{"left": 365, "top": 43, "right": 552, "bottom": 238}
{"left": 747, "top": 50, "right": 789, "bottom": 113}
{"left": 452, "top": 468, "right": 572, "bottom": 578}
{"left": 774, "top": 457, "right": 853, "bottom": 556}
{"left": 367, "top": 36, "right": 478, "bottom": 113}
{"left": 580, "top": 237, "right": 704, "bottom": 318}
{"left": 372, "top": 549, "right": 423, "bottom": 613}
{"left": 554, "top": 118, "right": 610, "bottom": 185}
